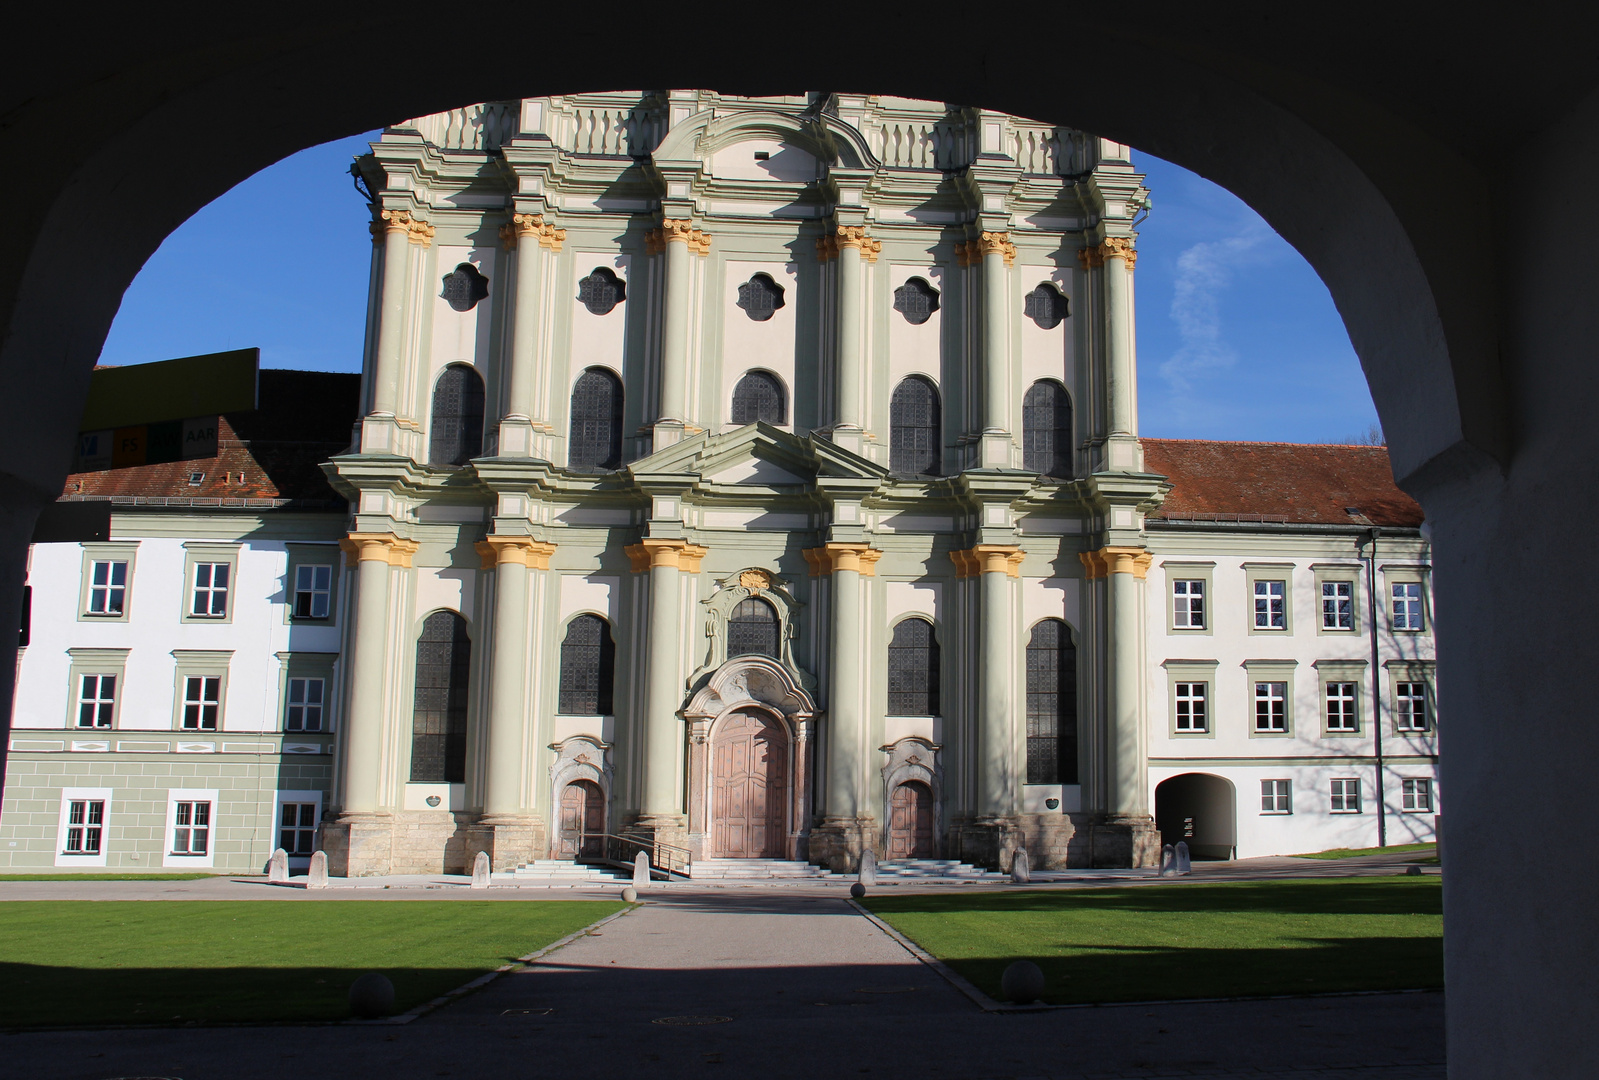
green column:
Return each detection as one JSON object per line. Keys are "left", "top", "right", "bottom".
{"left": 482, "top": 540, "right": 534, "bottom": 817}
{"left": 1102, "top": 240, "right": 1137, "bottom": 438}
{"left": 342, "top": 536, "right": 396, "bottom": 813}
{"left": 640, "top": 540, "right": 693, "bottom": 818}
{"left": 836, "top": 231, "right": 865, "bottom": 430}
{"left": 824, "top": 547, "right": 864, "bottom": 819}
{"left": 371, "top": 211, "right": 412, "bottom": 417}
{"left": 1106, "top": 549, "right": 1149, "bottom": 815}
{"left": 657, "top": 222, "right": 695, "bottom": 424}
{"left": 976, "top": 547, "right": 1018, "bottom": 817}
{"left": 502, "top": 218, "right": 544, "bottom": 446}
{"left": 981, "top": 235, "right": 1011, "bottom": 433}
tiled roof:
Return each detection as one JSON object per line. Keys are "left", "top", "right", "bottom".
{"left": 1142, "top": 439, "right": 1424, "bottom": 528}
{"left": 62, "top": 370, "right": 359, "bottom": 507}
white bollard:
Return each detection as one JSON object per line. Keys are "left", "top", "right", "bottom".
{"left": 307, "top": 850, "right": 329, "bottom": 889}
{"left": 1011, "top": 848, "right": 1031, "bottom": 884}
{"left": 471, "top": 850, "right": 491, "bottom": 889}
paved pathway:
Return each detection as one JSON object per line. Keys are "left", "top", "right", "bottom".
{"left": 2, "top": 886, "right": 1444, "bottom": 1080}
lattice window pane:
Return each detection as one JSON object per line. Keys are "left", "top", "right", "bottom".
{"left": 1023, "top": 282, "right": 1070, "bottom": 329}
{"left": 440, "top": 263, "right": 489, "bottom": 312}
{"left": 1026, "top": 619, "right": 1078, "bottom": 784}
{"left": 727, "top": 597, "right": 779, "bottom": 659}
{"left": 410, "top": 610, "right": 472, "bottom": 782}
{"left": 569, "top": 368, "right": 624, "bottom": 472}
{"left": 428, "top": 365, "right": 486, "bottom": 467}
{"left": 887, "top": 618, "right": 940, "bottom": 716}
{"left": 893, "top": 278, "right": 940, "bottom": 325}
{"left": 731, "top": 371, "right": 786, "bottom": 425}
{"left": 577, "top": 267, "right": 627, "bottom": 316}
{"left": 1022, "top": 380, "right": 1073, "bottom": 478}
{"left": 889, "top": 377, "right": 942, "bottom": 477}
{"left": 736, "top": 274, "right": 785, "bottom": 322}
{"left": 558, "top": 614, "right": 616, "bottom": 715}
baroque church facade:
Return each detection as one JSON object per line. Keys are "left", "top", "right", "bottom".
{"left": 0, "top": 92, "right": 1438, "bottom": 877}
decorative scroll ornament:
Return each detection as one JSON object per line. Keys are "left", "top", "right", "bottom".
{"left": 739, "top": 569, "right": 772, "bottom": 591}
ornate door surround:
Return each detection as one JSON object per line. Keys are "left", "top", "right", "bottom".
{"left": 684, "top": 655, "right": 817, "bottom": 861}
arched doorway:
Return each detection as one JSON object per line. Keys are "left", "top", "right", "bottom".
{"left": 710, "top": 710, "right": 789, "bottom": 858}
{"left": 1155, "top": 773, "right": 1237, "bottom": 860}
{"left": 556, "top": 779, "right": 604, "bottom": 859}
{"left": 888, "top": 781, "right": 935, "bottom": 859}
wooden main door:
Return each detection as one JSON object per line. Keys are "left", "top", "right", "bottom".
{"left": 711, "top": 711, "right": 789, "bottom": 858}
{"left": 556, "top": 779, "right": 604, "bottom": 859}
{"left": 888, "top": 781, "right": 935, "bottom": 859}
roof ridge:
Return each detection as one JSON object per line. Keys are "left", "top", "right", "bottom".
{"left": 1140, "top": 437, "right": 1388, "bottom": 449}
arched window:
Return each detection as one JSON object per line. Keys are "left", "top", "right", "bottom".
{"left": 736, "top": 273, "right": 786, "bottom": 321}
{"left": 1022, "top": 380, "right": 1074, "bottom": 478}
{"left": 410, "top": 611, "right": 471, "bottom": 783}
{"left": 889, "top": 376, "right": 942, "bottom": 477}
{"left": 1023, "top": 282, "right": 1069, "bottom": 329}
{"left": 1025, "top": 619, "right": 1078, "bottom": 784}
{"left": 731, "top": 371, "right": 786, "bottom": 425}
{"left": 887, "top": 618, "right": 940, "bottom": 716}
{"left": 893, "top": 277, "right": 940, "bottom": 325}
{"left": 558, "top": 614, "right": 615, "bottom": 715}
{"left": 728, "top": 597, "right": 779, "bottom": 659}
{"left": 569, "top": 367, "right": 624, "bottom": 472}
{"left": 428, "top": 364, "right": 485, "bottom": 467}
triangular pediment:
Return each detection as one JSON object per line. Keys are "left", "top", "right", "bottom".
{"left": 627, "top": 423, "right": 887, "bottom": 491}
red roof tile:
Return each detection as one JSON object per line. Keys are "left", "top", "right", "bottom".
{"left": 1142, "top": 439, "right": 1423, "bottom": 528}
{"left": 62, "top": 370, "right": 359, "bottom": 506}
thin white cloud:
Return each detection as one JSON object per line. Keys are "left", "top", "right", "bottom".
{"left": 1159, "top": 224, "right": 1270, "bottom": 392}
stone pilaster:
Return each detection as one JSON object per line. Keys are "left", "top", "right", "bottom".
{"left": 828, "top": 225, "right": 878, "bottom": 453}
{"left": 979, "top": 231, "right": 1017, "bottom": 468}
{"left": 360, "top": 209, "right": 426, "bottom": 455}
{"left": 1080, "top": 236, "right": 1142, "bottom": 472}
{"left": 496, "top": 213, "right": 563, "bottom": 457}
{"left": 653, "top": 218, "right": 710, "bottom": 448}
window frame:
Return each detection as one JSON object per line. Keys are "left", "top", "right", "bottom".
{"left": 1244, "top": 659, "right": 1296, "bottom": 738}
{"left": 1329, "top": 777, "right": 1363, "bottom": 814}
{"left": 568, "top": 366, "right": 625, "bottom": 473}
{"left": 1024, "top": 618, "right": 1079, "bottom": 785}
{"left": 1401, "top": 777, "right": 1434, "bottom": 813}
{"left": 888, "top": 375, "right": 943, "bottom": 478}
{"left": 64, "top": 648, "right": 129, "bottom": 730}
{"left": 1244, "top": 563, "right": 1294, "bottom": 634}
{"left": 1163, "top": 563, "right": 1214, "bottom": 635}
{"left": 1385, "top": 660, "right": 1436, "bottom": 735}
{"left": 76, "top": 541, "right": 139, "bottom": 624}
{"left": 729, "top": 369, "right": 788, "bottom": 427}
{"left": 276, "top": 651, "right": 338, "bottom": 737}
{"left": 180, "top": 543, "right": 240, "bottom": 625}
{"left": 1020, "top": 378, "right": 1074, "bottom": 479}
{"left": 163, "top": 788, "right": 219, "bottom": 868}
{"left": 1313, "top": 659, "right": 1368, "bottom": 737}
{"left": 1312, "top": 564, "right": 1361, "bottom": 635}
{"left": 427, "top": 362, "right": 487, "bottom": 468}
{"left": 556, "top": 613, "right": 616, "bottom": 717}
{"left": 274, "top": 789, "right": 324, "bottom": 864}
{"left": 55, "top": 787, "right": 112, "bottom": 867}
{"left": 409, "top": 610, "right": 473, "bottom": 785}
{"left": 1389, "top": 577, "right": 1427, "bottom": 632}
{"left": 285, "top": 543, "right": 340, "bottom": 626}
{"left": 886, "top": 616, "right": 941, "bottom": 718}
{"left": 1163, "top": 659, "right": 1217, "bottom": 738}
{"left": 170, "top": 650, "right": 232, "bottom": 733}
{"left": 1260, "top": 779, "right": 1292, "bottom": 815}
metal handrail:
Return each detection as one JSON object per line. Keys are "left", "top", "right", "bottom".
{"left": 591, "top": 832, "right": 693, "bottom": 878}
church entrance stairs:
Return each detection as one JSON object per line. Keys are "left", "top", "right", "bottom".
{"left": 874, "top": 858, "right": 1008, "bottom": 882}
{"left": 688, "top": 858, "right": 834, "bottom": 880}
{"left": 509, "top": 860, "right": 633, "bottom": 884}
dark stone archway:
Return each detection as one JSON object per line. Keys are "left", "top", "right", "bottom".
{"left": 1155, "top": 773, "right": 1237, "bottom": 860}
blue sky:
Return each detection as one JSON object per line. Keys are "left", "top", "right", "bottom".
{"left": 97, "top": 134, "right": 1382, "bottom": 445}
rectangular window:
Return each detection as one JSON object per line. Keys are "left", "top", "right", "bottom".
{"left": 86, "top": 560, "right": 127, "bottom": 615}
{"left": 182, "top": 676, "right": 221, "bottom": 730}
{"left": 1261, "top": 779, "right": 1292, "bottom": 814}
{"left": 172, "top": 800, "right": 211, "bottom": 854}
{"left": 1396, "top": 681, "right": 1430, "bottom": 731}
{"left": 1173, "top": 580, "right": 1205, "bottom": 629}
{"left": 1330, "top": 778, "right": 1362, "bottom": 813}
{"left": 1174, "top": 682, "right": 1208, "bottom": 732}
{"left": 1254, "top": 681, "right": 1288, "bottom": 732}
{"left": 1402, "top": 778, "right": 1434, "bottom": 812}
{"left": 1321, "top": 580, "right": 1353, "bottom": 630}
{"left": 1326, "top": 681, "right": 1359, "bottom": 732}
{"left": 191, "top": 562, "right": 230, "bottom": 618}
{"left": 279, "top": 802, "right": 318, "bottom": 855}
{"left": 285, "top": 677, "right": 325, "bottom": 732}
{"left": 1253, "top": 580, "right": 1286, "bottom": 630}
{"left": 77, "top": 674, "right": 116, "bottom": 728}
{"left": 1392, "top": 582, "right": 1424, "bottom": 631}
{"left": 63, "top": 799, "right": 104, "bottom": 854}
{"left": 293, "top": 564, "right": 332, "bottom": 620}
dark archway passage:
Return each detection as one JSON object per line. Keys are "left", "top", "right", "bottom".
{"left": 1155, "top": 773, "right": 1237, "bottom": 861}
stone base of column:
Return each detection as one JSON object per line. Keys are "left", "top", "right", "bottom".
{"left": 953, "top": 816, "right": 1021, "bottom": 873}
{"left": 809, "top": 816, "right": 876, "bottom": 873}
{"left": 824, "top": 427, "right": 865, "bottom": 456}
{"left": 496, "top": 416, "right": 536, "bottom": 457}
{"left": 1087, "top": 814, "right": 1162, "bottom": 868}
{"left": 978, "top": 430, "right": 1014, "bottom": 469}
{"left": 1101, "top": 433, "right": 1144, "bottom": 473}
{"left": 652, "top": 420, "right": 687, "bottom": 450}
{"left": 319, "top": 814, "right": 394, "bottom": 877}
{"left": 627, "top": 814, "right": 690, "bottom": 852}
{"left": 1013, "top": 812, "right": 1091, "bottom": 870}
{"left": 466, "top": 816, "right": 548, "bottom": 873}
{"left": 322, "top": 811, "right": 508, "bottom": 876}
{"left": 359, "top": 415, "right": 402, "bottom": 456}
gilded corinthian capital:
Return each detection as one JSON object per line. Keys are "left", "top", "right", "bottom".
{"left": 660, "top": 218, "right": 712, "bottom": 256}
{"left": 978, "top": 231, "right": 1017, "bottom": 267}
{"left": 1077, "top": 236, "right": 1137, "bottom": 271}
{"left": 832, "top": 225, "right": 882, "bottom": 263}
{"left": 499, "top": 212, "right": 565, "bottom": 253}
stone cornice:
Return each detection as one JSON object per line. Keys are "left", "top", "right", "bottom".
{"left": 623, "top": 537, "right": 708, "bottom": 573}
{"left": 1079, "top": 545, "right": 1153, "bottom": 580}
{"left": 950, "top": 544, "right": 1025, "bottom": 578}
{"left": 339, "top": 532, "right": 421, "bottom": 568}
{"left": 475, "top": 535, "right": 557, "bottom": 570}
{"left": 801, "top": 542, "right": 883, "bottom": 577}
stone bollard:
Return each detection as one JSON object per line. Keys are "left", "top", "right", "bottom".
{"left": 858, "top": 849, "right": 877, "bottom": 888}
{"left": 349, "top": 972, "right": 395, "bottom": 1018}
{"left": 1001, "top": 960, "right": 1046, "bottom": 1004}
{"left": 1011, "top": 848, "right": 1031, "bottom": 884}
{"left": 471, "top": 850, "right": 491, "bottom": 889}
{"left": 307, "top": 850, "right": 329, "bottom": 889}
{"left": 1159, "top": 843, "right": 1175, "bottom": 877}
{"left": 1174, "top": 841, "right": 1191, "bottom": 875}
{"left": 267, "top": 848, "right": 289, "bottom": 882}
{"left": 632, "top": 851, "right": 650, "bottom": 890}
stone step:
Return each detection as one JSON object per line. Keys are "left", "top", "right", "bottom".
{"left": 874, "top": 859, "right": 1005, "bottom": 880}
{"left": 689, "top": 858, "right": 832, "bottom": 879}
{"left": 510, "top": 860, "right": 631, "bottom": 881}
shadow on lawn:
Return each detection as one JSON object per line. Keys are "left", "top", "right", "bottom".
{"left": 949, "top": 935, "right": 1444, "bottom": 1005}
{"left": 866, "top": 878, "right": 1441, "bottom": 919}
{"left": 0, "top": 962, "right": 516, "bottom": 1028}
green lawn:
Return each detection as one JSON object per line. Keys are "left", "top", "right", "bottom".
{"left": 0, "top": 900, "right": 623, "bottom": 1027}
{"left": 865, "top": 878, "right": 1441, "bottom": 1005}
{"left": 1293, "top": 843, "right": 1436, "bottom": 860}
